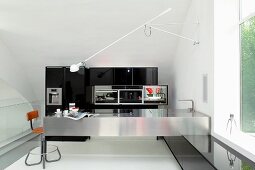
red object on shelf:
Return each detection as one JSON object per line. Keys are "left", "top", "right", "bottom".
{"left": 156, "top": 87, "right": 160, "bottom": 93}
{"left": 146, "top": 88, "right": 153, "bottom": 94}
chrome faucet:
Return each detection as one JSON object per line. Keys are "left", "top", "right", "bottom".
{"left": 178, "top": 99, "right": 195, "bottom": 113}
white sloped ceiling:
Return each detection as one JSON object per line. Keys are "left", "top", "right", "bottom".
{"left": 0, "top": 0, "right": 192, "bottom": 101}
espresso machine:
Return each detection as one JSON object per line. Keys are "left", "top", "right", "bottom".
{"left": 46, "top": 88, "right": 62, "bottom": 105}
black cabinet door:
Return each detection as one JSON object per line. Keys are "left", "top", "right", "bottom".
{"left": 89, "top": 68, "right": 114, "bottom": 85}
{"left": 64, "top": 67, "right": 86, "bottom": 109}
{"left": 46, "top": 67, "right": 64, "bottom": 88}
{"left": 45, "top": 67, "right": 65, "bottom": 115}
{"left": 114, "top": 68, "right": 133, "bottom": 85}
{"left": 133, "top": 67, "right": 158, "bottom": 85}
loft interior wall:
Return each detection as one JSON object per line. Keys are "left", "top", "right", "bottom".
{"left": 170, "top": 0, "right": 214, "bottom": 115}
{"left": 0, "top": 39, "right": 36, "bottom": 103}
{"left": 0, "top": 0, "right": 192, "bottom": 106}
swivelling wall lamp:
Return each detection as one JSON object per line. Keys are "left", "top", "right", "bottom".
{"left": 70, "top": 7, "right": 199, "bottom": 72}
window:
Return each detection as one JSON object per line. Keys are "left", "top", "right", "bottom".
{"left": 240, "top": 0, "right": 255, "bottom": 20}
{"left": 241, "top": 0, "right": 255, "bottom": 132}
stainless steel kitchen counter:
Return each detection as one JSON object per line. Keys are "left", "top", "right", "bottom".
{"left": 44, "top": 109, "right": 210, "bottom": 137}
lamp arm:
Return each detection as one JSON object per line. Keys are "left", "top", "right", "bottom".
{"left": 83, "top": 8, "right": 172, "bottom": 63}
{"left": 70, "top": 8, "right": 172, "bottom": 72}
{"left": 149, "top": 26, "right": 199, "bottom": 45}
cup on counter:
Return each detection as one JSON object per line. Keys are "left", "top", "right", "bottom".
{"left": 63, "top": 110, "right": 69, "bottom": 116}
{"left": 56, "top": 112, "right": 62, "bottom": 117}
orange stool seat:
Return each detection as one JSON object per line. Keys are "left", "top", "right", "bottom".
{"left": 32, "top": 127, "right": 44, "bottom": 134}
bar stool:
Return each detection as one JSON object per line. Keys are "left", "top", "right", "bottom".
{"left": 25, "top": 110, "right": 61, "bottom": 169}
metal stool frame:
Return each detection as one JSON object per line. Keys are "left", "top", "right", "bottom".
{"left": 25, "top": 110, "right": 61, "bottom": 169}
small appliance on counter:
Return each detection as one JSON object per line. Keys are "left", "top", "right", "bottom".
{"left": 47, "top": 88, "right": 62, "bottom": 105}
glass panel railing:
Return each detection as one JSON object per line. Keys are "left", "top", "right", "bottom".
{"left": 0, "top": 100, "right": 42, "bottom": 148}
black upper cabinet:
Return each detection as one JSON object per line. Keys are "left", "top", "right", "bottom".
{"left": 64, "top": 67, "right": 86, "bottom": 109}
{"left": 46, "top": 67, "right": 64, "bottom": 88}
{"left": 114, "top": 68, "right": 133, "bottom": 85}
{"left": 90, "top": 68, "right": 114, "bottom": 85}
{"left": 89, "top": 67, "right": 158, "bottom": 85}
{"left": 133, "top": 68, "right": 158, "bottom": 85}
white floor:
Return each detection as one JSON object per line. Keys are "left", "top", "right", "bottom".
{"left": 6, "top": 138, "right": 181, "bottom": 170}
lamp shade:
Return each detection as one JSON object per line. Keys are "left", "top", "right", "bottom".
{"left": 70, "top": 64, "right": 79, "bottom": 72}
{"left": 70, "top": 62, "right": 85, "bottom": 72}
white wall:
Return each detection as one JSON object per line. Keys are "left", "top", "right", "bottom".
{"left": 170, "top": 0, "right": 214, "bottom": 115}
{"left": 0, "top": 39, "right": 36, "bottom": 103}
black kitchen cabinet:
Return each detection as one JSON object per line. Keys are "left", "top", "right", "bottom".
{"left": 45, "top": 67, "right": 65, "bottom": 114}
{"left": 46, "top": 67, "right": 64, "bottom": 88}
{"left": 90, "top": 68, "right": 114, "bottom": 85}
{"left": 89, "top": 67, "right": 158, "bottom": 85}
{"left": 64, "top": 67, "right": 86, "bottom": 109}
{"left": 133, "top": 68, "right": 158, "bottom": 85}
{"left": 45, "top": 66, "right": 89, "bottom": 142}
{"left": 46, "top": 67, "right": 87, "bottom": 112}
{"left": 114, "top": 68, "right": 133, "bottom": 85}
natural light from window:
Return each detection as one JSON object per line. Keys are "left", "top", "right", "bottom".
{"left": 241, "top": 0, "right": 255, "bottom": 133}
{"left": 240, "top": 0, "right": 255, "bottom": 19}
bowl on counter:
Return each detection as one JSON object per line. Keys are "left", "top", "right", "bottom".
{"left": 147, "top": 96, "right": 161, "bottom": 100}
{"left": 70, "top": 108, "right": 79, "bottom": 113}
{"left": 105, "top": 97, "right": 115, "bottom": 100}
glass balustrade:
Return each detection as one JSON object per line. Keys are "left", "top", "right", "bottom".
{"left": 0, "top": 100, "right": 42, "bottom": 148}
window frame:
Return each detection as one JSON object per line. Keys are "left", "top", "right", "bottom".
{"left": 239, "top": 0, "right": 255, "bottom": 133}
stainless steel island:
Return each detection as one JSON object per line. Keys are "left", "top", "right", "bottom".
{"left": 42, "top": 109, "right": 211, "bottom": 169}
{"left": 44, "top": 109, "right": 210, "bottom": 137}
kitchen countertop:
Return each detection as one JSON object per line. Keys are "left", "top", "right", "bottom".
{"left": 47, "top": 109, "right": 210, "bottom": 118}
{"left": 44, "top": 109, "right": 210, "bottom": 137}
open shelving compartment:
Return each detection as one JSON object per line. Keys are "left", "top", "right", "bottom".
{"left": 143, "top": 85, "right": 168, "bottom": 104}
{"left": 93, "top": 85, "right": 167, "bottom": 105}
